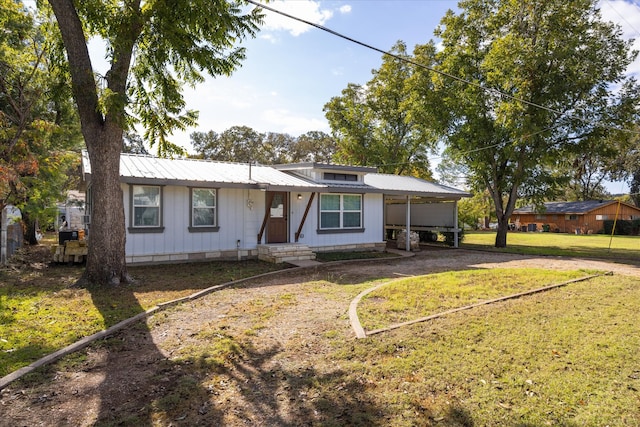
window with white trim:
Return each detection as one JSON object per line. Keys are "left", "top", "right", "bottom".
{"left": 319, "top": 194, "right": 362, "bottom": 229}
{"left": 191, "top": 188, "right": 217, "bottom": 227}
{"left": 132, "top": 185, "right": 161, "bottom": 227}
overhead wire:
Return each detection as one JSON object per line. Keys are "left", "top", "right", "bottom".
{"left": 246, "top": 0, "right": 640, "bottom": 136}
{"left": 247, "top": 0, "right": 638, "bottom": 194}
{"left": 245, "top": 0, "right": 565, "bottom": 118}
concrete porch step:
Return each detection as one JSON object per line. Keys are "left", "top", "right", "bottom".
{"left": 258, "top": 244, "right": 316, "bottom": 264}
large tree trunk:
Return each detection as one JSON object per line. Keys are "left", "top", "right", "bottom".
{"left": 494, "top": 217, "right": 509, "bottom": 248}
{"left": 48, "top": 0, "right": 138, "bottom": 286}
{"left": 84, "top": 123, "right": 129, "bottom": 285}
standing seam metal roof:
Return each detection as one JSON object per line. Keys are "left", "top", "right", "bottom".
{"left": 83, "top": 151, "right": 324, "bottom": 189}
{"left": 82, "top": 151, "right": 469, "bottom": 197}
{"left": 363, "top": 173, "right": 470, "bottom": 197}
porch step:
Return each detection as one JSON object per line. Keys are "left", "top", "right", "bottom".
{"left": 257, "top": 244, "right": 316, "bottom": 264}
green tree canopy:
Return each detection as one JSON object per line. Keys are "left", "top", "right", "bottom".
{"left": 324, "top": 41, "right": 440, "bottom": 179}
{"left": 191, "top": 127, "right": 337, "bottom": 164}
{"left": 45, "top": 0, "right": 262, "bottom": 285}
{"left": 431, "top": 0, "right": 640, "bottom": 247}
{"left": 1, "top": 0, "right": 82, "bottom": 243}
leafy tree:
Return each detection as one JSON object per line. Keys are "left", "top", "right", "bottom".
{"left": 191, "top": 126, "right": 266, "bottom": 163}
{"left": 191, "top": 127, "right": 337, "bottom": 164}
{"left": 608, "top": 125, "right": 640, "bottom": 205}
{"left": 293, "top": 130, "right": 337, "bottom": 163}
{"left": 45, "top": 0, "right": 261, "bottom": 285}
{"left": 630, "top": 171, "right": 640, "bottom": 207}
{"left": 324, "top": 41, "right": 439, "bottom": 178}
{"left": 457, "top": 191, "right": 492, "bottom": 230}
{"left": 431, "top": 0, "right": 639, "bottom": 247}
{"left": 1, "top": 0, "right": 82, "bottom": 244}
{"left": 122, "top": 132, "right": 149, "bottom": 155}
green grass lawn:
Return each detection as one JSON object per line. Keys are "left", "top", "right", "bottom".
{"left": 334, "top": 272, "right": 640, "bottom": 426}
{"left": 462, "top": 230, "right": 640, "bottom": 259}
{"left": 358, "top": 268, "right": 596, "bottom": 331}
{"left": 2, "top": 238, "right": 639, "bottom": 425}
{"left": 0, "top": 257, "right": 288, "bottom": 377}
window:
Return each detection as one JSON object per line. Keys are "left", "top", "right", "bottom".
{"left": 192, "top": 188, "right": 216, "bottom": 226}
{"left": 324, "top": 172, "right": 358, "bottom": 182}
{"left": 129, "top": 185, "right": 164, "bottom": 233}
{"left": 535, "top": 214, "right": 546, "bottom": 220}
{"left": 189, "top": 188, "right": 219, "bottom": 232}
{"left": 566, "top": 214, "right": 578, "bottom": 220}
{"left": 596, "top": 214, "right": 608, "bottom": 221}
{"left": 132, "top": 185, "right": 161, "bottom": 227}
{"left": 319, "top": 194, "right": 362, "bottom": 230}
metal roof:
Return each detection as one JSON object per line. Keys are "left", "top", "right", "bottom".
{"left": 82, "top": 151, "right": 324, "bottom": 190}
{"left": 82, "top": 151, "right": 469, "bottom": 198}
{"left": 274, "top": 162, "right": 377, "bottom": 173}
{"left": 363, "top": 173, "right": 470, "bottom": 199}
{"left": 513, "top": 200, "right": 619, "bottom": 214}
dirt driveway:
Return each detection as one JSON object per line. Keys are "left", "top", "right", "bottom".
{"left": 2, "top": 248, "right": 639, "bottom": 426}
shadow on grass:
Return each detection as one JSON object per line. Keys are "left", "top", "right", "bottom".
{"left": 85, "top": 287, "right": 383, "bottom": 426}
{"left": 167, "top": 342, "right": 384, "bottom": 425}
{"left": 86, "top": 284, "right": 187, "bottom": 425}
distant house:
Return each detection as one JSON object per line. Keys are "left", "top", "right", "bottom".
{"left": 81, "top": 152, "right": 469, "bottom": 264}
{"left": 512, "top": 200, "right": 640, "bottom": 234}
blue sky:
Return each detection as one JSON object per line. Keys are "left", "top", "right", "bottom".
{"left": 70, "top": 0, "right": 640, "bottom": 192}
{"left": 174, "top": 1, "right": 457, "bottom": 148}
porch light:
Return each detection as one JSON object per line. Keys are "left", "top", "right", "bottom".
{"left": 297, "top": 194, "right": 302, "bottom": 200}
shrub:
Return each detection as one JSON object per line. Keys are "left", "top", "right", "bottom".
{"left": 603, "top": 219, "right": 637, "bottom": 235}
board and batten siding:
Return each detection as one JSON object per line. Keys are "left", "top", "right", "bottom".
{"left": 289, "top": 192, "right": 385, "bottom": 250}
{"left": 386, "top": 202, "right": 456, "bottom": 228}
{"left": 123, "top": 185, "right": 266, "bottom": 263}
{"left": 123, "top": 186, "right": 385, "bottom": 263}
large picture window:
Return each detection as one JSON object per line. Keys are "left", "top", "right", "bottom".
{"left": 319, "top": 194, "right": 362, "bottom": 230}
{"left": 191, "top": 188, "right": 217, "bottom": 227}
{"left": 132, "top": 185, "right": 161, "bottom": 227}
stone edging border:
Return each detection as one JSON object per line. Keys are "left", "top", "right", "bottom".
{"left": 0, "top": 249, "right": 415, "bottom": 391}
{"left": 350, "top": 271, "right": 613, "bottom": 339}
{"left": 0, "top": 266, "right": 297, "bottom": 391}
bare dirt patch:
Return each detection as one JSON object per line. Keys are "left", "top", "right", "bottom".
{"left": 1, "top": 248, "right": 639, "bottom": 426}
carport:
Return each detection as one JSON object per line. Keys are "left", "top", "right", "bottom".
{"left": 363, "top": 174, "right": 470, "bottom": 250}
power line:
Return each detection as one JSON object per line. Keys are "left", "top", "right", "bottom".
{"left": 247, "top": 0, "right": 640, "bottom": 137}
{"left": 246, "top": 0, "right": 565, "bottom": 117}
{"left": 605, "top": 0, "right": 640, "bottom": 36}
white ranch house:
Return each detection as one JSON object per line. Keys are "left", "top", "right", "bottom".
{"left": 81, "top": 152, "right": 469, "bottom": 264}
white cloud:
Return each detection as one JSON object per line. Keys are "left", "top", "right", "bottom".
{"left": 339, "top": 5, "right": 352, "bottom": 14}
{"left": 599, "top": 0, "right": 640, "bottom": 75}
{"left": 262, "top": 108, "right": 330, "bottom": 135}
{"left": 258, "top": 33, "right": 277, "bottom": 43}
{"left": 258, "top": 0, "right": 334, "bottom": 37}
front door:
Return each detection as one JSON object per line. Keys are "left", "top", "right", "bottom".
{"left": 266, "top": 191, "right": 288, "bottom": 243}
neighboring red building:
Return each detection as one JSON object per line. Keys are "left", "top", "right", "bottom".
{"left": 512, "top": 200, "right": 640, "bottom": 234}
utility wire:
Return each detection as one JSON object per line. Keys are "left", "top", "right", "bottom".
{"left": 247, "top": 0, "right": 640, "bottom": 138}
{"left": 605, "top": 0, "right": 640, "bottom": 37}
{"left": 248, "top": 0, "right": 638, "bottom": 195}
{"left": 245, "top": 0, "right": 565, "bottom": 116}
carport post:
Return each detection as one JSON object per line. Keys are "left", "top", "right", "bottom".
{"left": 454, "top": 201, "right": 459, "bottom": 248}
{"left": 406, "top": 195, "right": 411, "bottom": 252}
